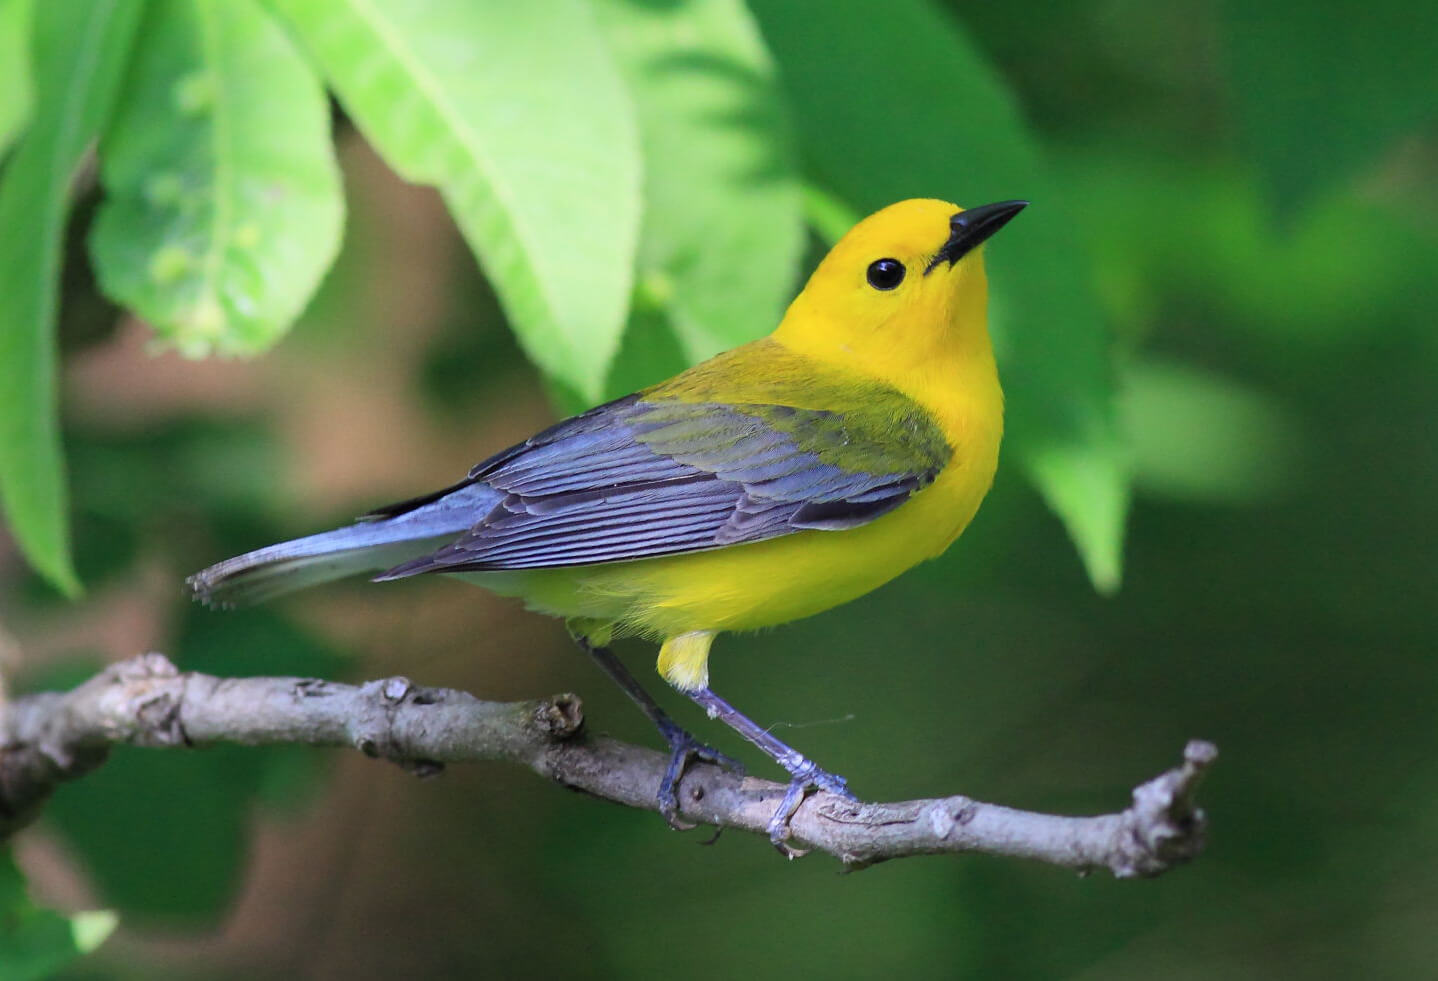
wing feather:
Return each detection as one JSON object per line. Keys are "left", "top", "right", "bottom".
{"left": 377, "top": 375, "right": 952, "bottom": 578}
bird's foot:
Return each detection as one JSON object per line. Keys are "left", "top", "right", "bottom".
{"left": 656, "top": 719, "right": 744, "bottom": 831}
{"left": 767, "top": 758, "right": 858, "bottom": 857}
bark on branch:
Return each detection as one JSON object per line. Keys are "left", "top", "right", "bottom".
{"left": 0, "top": 653, "right": 1217, "bottom": 875}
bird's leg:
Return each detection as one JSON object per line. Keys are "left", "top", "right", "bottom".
{"left": 680, "top": 686, "right": 857, "bottom": 852}
{"left": 573, "top": 637, "right": 743, "bottom": 829}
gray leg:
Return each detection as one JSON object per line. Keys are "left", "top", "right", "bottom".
{"left": 681, "top": 686, "right": 857, "bottom": 848}
{"left": 574, "top": 638, "right": 742, "bottom": 828}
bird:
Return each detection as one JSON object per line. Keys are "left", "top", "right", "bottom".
{"left": 188, "top": 197, "right": 1025, "bottom": 847}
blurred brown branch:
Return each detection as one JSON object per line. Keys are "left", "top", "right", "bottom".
{"left": 0, "top": 653, "right": 1216, "bottom": 875}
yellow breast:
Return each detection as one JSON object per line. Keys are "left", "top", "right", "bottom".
{"left": 477, "top": 344, "right": 1002, "bottom": 640}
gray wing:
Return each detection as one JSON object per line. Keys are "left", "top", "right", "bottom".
{"left": 375, "top": 393, "right": 949, "bottom": 577}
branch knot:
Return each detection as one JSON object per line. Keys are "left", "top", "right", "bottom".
{"left": 1111, "top": 739, "right": 1218, "bottom": 878}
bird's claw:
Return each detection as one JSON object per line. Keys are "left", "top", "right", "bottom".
{"left": 766, "top": 759, "right": 858, "bottom": 855}
{"left": 657, "top": 722, "right": 744, "bottom": 830}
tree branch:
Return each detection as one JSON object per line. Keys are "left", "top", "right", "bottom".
{"left": 0, "top": 653, "right": 1217, "bottom": 875}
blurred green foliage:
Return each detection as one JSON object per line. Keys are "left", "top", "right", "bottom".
{"left": 0, "top": 853, "right": 115, "bottom": 981}
{"left": 91, "top": 0, "right": 343, "bottom": 357}
{"left": 0, "top": 0, "right": 32, "bottom": 159}
{"left": 0, "top": 0, "right": 1435, "bottom": 977}
{"left": 0, "top": 0, "right": 142, "bottom": 596}
{"left": 1224, "top": 0, "right": 1435, "bottom": 218}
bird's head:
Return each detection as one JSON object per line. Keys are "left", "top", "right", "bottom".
{"left": 774, "top": 198, "right": 1025, "bottom": 380}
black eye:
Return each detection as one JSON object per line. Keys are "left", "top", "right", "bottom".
{"left": 866, "top": 258, "right": 905, "bottom": 290}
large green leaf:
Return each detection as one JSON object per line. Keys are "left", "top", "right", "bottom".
{"left": 89, "top": 0, "right": 343, "bottom": 357}
{"left": 0, "top": 0, "right": 33, "bottom": 160}
{"left": 268, "top": 0, "right": 641, "bottom": 403}
{"left": 751, "top": 0, "right": 1127, "bottom": 590}
{"left": 0, "top": 851, "right": 117, "bottom": 980}
{"left": 1223, "top": 0, "right": 1438, "bottom": 218}
{"left": 0, "top": 0, "right": 143, "bottom": 596}
{"left": 594, "top": 0, "right": 803, "bottom": 372}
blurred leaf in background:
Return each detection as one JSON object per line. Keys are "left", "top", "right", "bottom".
{"left": 1063, "top": 145, "right": 1438, "bottom": 354}
{"left": 0, "top": 0, "right": 143, "bottom": 597}
{"left": 90, "top": 0, "right": 343, "bottom": 357}
{"left": 0, "top": 852, "right": 116, "bottom": 981}
{"left": 0, "top": 0, "right": 33, "bottom": 160}
{"left": 1121, "top": 358, "right": 1305, "bottom": 504}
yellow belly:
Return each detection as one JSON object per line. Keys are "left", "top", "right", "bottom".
{"left": 464, "top": 441, "right": 996, "bottom": 640}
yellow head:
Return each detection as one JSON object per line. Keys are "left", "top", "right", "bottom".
{"left": 773, "top": 198, "right": 1026, "bottom": 384}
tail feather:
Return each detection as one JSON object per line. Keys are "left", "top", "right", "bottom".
{"left": 187, "top": 482, "right": 499, "bottom": 607}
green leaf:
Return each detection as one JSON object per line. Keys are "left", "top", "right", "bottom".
{"left": 89, "top": 0, "right": 343, "bottom": 357}
{"left": 1021, "top": 434, "right": 1128, "bottom": 592}
{"left": 0, "top": 0, "right": 144, "bottom": 597}
{"left": 1223, "top": 0, "right": 1438, "bottom": 218}
{"left": 268, "top": 0, "right": 641, "bottom": 403}
{"left": 1121, "top": 359, "right": 1304, "bottom": 505}
{"left": 749, "top": 0, "right": 1128, "bottom": 591}
{"left": 1, "top": 850, "right": 117, "bottom": 980}
{"left": 0, "top": 0, "right": 34, "bottom": 160}
{"left": 594, "top": 0, "right": 803, "bottom": 370}
{"left": 69, "top": 910, "right": 120, "bottom": 954}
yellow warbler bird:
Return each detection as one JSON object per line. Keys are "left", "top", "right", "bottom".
{"left": 190, "top": 198, "right": 1025, "bottom": 844}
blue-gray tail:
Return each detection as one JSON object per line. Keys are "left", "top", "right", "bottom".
{"left": 187, "top": 482, "right": 499, "bottom": 608}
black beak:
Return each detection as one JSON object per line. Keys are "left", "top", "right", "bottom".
{"left": 924, "top": 199, "right": 1028, "bottom": 274}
